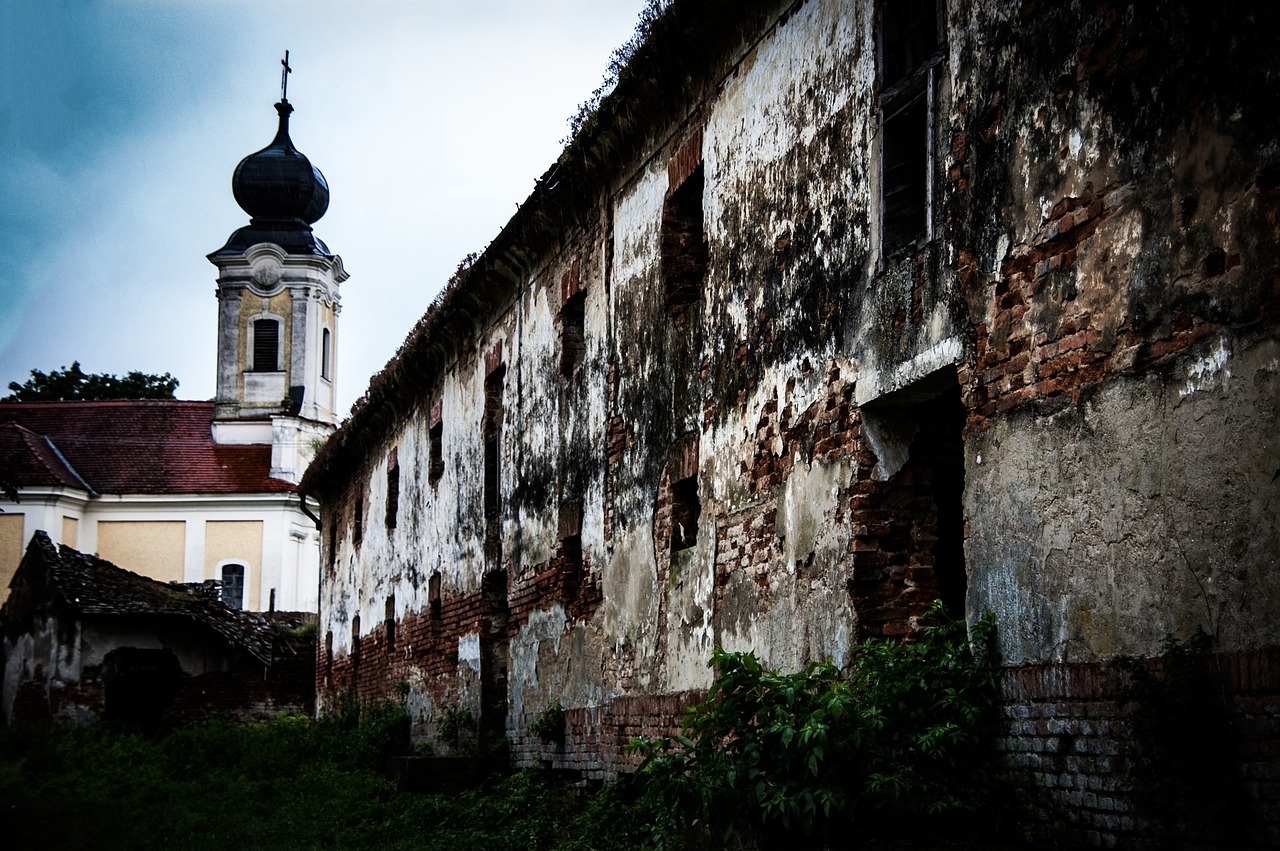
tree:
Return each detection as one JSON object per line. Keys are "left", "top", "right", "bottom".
{"left": 4, "top": 362, "right": 179, "bottom": 402}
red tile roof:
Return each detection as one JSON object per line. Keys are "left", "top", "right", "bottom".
{"left": 0, "top": 401, "right": 294, "bottom": 495}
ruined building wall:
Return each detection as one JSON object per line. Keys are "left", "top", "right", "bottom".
{"left": 314, "top": 0, "right": 1278, "bottom": 843}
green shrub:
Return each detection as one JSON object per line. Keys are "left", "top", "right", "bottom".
{"left": 633, "top": 602, "right": 1006, "bottom": 844}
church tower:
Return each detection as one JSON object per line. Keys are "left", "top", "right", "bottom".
{"left": 208, "top": 71, "right": 346, "bottom": 484}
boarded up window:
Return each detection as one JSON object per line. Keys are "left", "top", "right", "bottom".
{"left": 251, "top": 318, "right": 280, "bottom": 372}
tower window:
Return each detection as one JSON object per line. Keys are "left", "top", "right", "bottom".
{"left": 251, "top": 317, "right": 281, "bottom": 372}
{"left": 221, "top": 563, "right": 246, "bottom": 609}
{"left": 321, "top": 327, "right": 332, "bottom": 380}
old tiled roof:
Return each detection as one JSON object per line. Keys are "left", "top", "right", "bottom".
{"left": 9, "top": 531, "right": 274, "bottom": 664}
{"left": 0, "top": 422, "right": 91, "bottom": 492}
{"left": 0, "top": 400, "right": 293, "bottom": 495}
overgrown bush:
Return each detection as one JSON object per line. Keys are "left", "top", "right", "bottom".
{"left": 633, "top": 602, "right": 1007, "bottom": 845}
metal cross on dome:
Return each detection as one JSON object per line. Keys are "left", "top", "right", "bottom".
{"left": 280, "top": 50, "right": 292, "bottom": 102}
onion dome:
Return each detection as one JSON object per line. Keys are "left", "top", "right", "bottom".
{"left": 212, "top": 100, "right": 331, "bottom": 256}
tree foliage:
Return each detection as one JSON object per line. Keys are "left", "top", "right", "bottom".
{"left": 5, "top": 362, "right": 178, "bottom": 401}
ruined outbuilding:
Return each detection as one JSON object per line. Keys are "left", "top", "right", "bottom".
{"left": 0, "top": 531, "right": 314, "bottom": 724}
{"left": 301, "top": 0, "right": 1280, "bottom": 844}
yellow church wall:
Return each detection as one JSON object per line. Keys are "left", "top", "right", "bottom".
{"left": 236, "top": 291, "right": 294, "bottom": 406}
{"left": 97, "top": 520, "right": 185, "bottom": 583}
{"left": 61, "top": 516, "right": 78, "bottom": 548}
{"left": 204, "top": 520, "right": 263, "bottom": 606}
{"left": 0, "top": 513, "right": 25, "bottom": 605}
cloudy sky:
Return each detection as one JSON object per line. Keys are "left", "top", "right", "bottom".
{"left": 0, "top": 0, "right": 644, "bottom": 414}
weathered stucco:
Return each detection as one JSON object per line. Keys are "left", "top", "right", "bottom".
{"left": 305, "top": 0, "right": 1279, "bottom": 841}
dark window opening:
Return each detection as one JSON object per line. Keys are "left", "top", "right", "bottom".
{"left": 321, "top": 327, "right": 332, "bottom": 380}
{"left": 385, "top": 454, "right": 400, "bottom": 531}
{"left": 882, "top": 92, "right": 929, "bottom": 254}
{"left": 429, "top": 421, "right": 444, "bottom": 486}
{"left": 385, "top": 594, "right": 396, "bottom": 651}
{"left": 353, "top": 497, "right": 363, "bottom": 547}
{"left": 561, "top": 533, "right": 583, "bottom": 600}
{"left": 879, "top": 0, "right": 941, "bottom": 259}
{"left": 429, "top": 570, "right": 442, "bottom": 623}
{"left": 221, "top": 563, "right": 245, "bottom": 609}
{"left": 351, "top": 615, "right": 361, "bottom": 669}
{"left": 882, "top": 0, "right": 940, "bottom": 87}
{"left": 559, "top": 291, "right": 587, "bottom": 376}
{"left": 251, "top": 318, "right": 280, "bottom": 372}
{"left": 661, "top": 164, "right": 708, "bottom": 317}
{"left": 325, "top": 630, "right": 334, "bottom": 677}
{"left": 102, "top": 647, "right": 182, "bottom": 725}
{"left": 910, "top": 385, "right": 968, "bottom": 619}
{"left": 483, "top": 369, "right": 504, "bottom": 525}
{"left": 670, "top": 475, "right": 701, "bottom": 552}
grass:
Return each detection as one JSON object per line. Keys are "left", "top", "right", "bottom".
{"left": 0, "top": 706, "right": 661, "bottom": 851}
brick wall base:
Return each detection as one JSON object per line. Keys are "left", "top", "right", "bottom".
{"left": 1000, "top": 648, "right": 1280, "bottom": 848}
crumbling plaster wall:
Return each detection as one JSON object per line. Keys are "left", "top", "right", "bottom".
{"left": 316, "top": 0, "right": 1280, "bottom": 804}
{"left": 948, "top": 0, "right": 1280, "bottom": 664}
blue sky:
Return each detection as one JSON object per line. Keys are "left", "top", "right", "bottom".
{"left": 0, "top": 0, "right": 643, "bottom": 413}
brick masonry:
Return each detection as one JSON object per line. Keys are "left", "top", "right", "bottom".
{"left": 1000, "top": 649, "right": 1280, "bottom": 847}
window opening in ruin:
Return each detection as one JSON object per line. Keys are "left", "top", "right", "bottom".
{"left": 325, "top": 630, "right": 333, "bottom": 677}
{"left": 321, "top": 327, "right": 332, "bottom": 380}
{"left": 560, "top": 500, "right": 584, "bottom": 600}
{"left": 908, "top": 384, "right": 967, "bottom": 618}
{"left": 670, "top": 474, "right": 701, "bottom": 552}
{"left": 385, "top": 594, "right": 396, "bottom": 651}
{"left": 559, "top": 290, "right": 587, "bottom": 377}
{"left": 661, "top": 163, "right": 708, "bottom": 317}
{"left": 882, "top": 91, "right": 928, "bottom": 252}
{"left": 429, "top": 420, "right": 444, "bottom": 486}
{"left": 250, "top": 317, "right": 281, "bottom": 372}
{"left": 102, "top": 647, "right": 182, "bottom": 724}
{"left": 428, "top": 570, "right": 442, "bottom": 623}
{"left": 878, "top": 0, "right": 942, "bottom": 258}
{"left": 483, "top": 367, "right": 505, "bottom": 526}
{"left": 353, "top": 497, "right": 363, "bottom": 547}
{"left": 221, "top": 563, "right": 245, "bottom": 609}
{"left": 385, "top": 451, "right": 400, "bottom": 531}
{"left": 351, "top": 614, "right": 361, "bottom": 669}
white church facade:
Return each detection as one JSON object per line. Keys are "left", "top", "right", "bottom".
{"left": 0, "top": 90, "right": 344, "bottom": 613}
